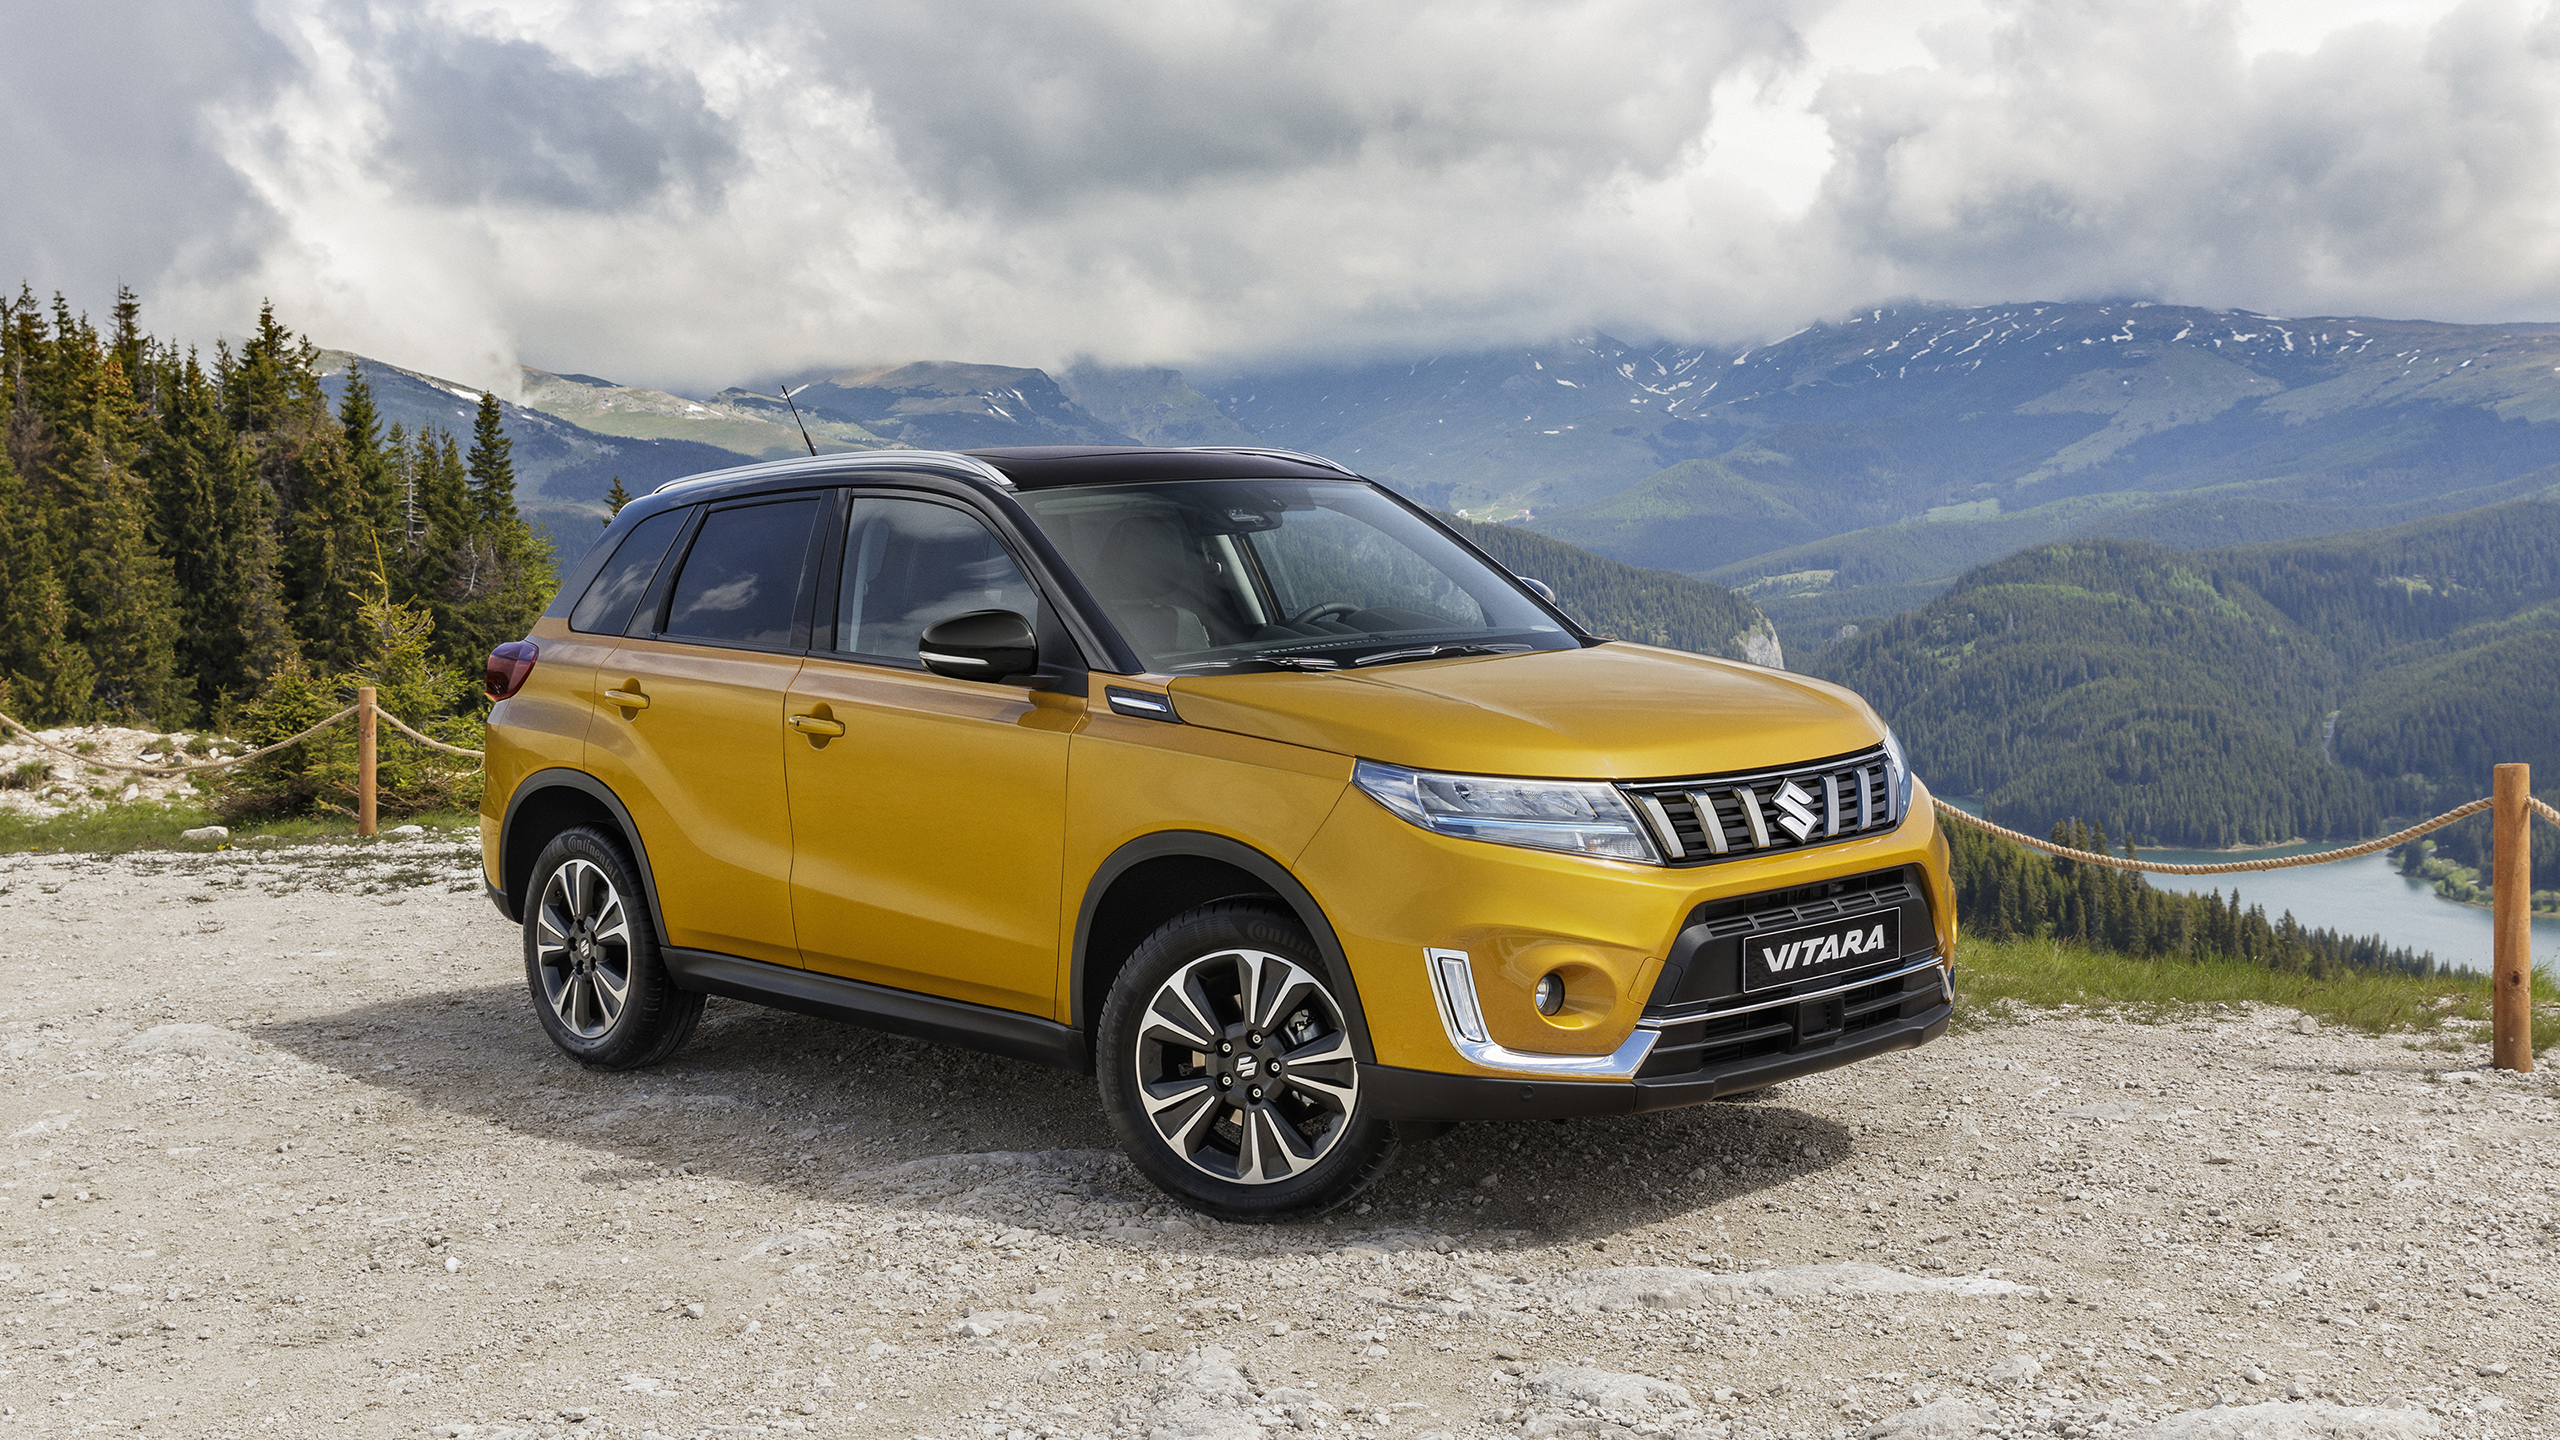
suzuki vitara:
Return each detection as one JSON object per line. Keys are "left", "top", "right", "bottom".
{"left": 478, "top": 446, "right": 1954, "bottom": 1218}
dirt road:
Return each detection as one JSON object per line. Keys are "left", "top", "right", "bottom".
{"left": 2, "top": 837, "right": 2552, "bottom": 1440}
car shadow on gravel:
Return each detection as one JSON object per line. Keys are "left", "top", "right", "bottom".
{"left": 258, "top": 984, "right": 1857, "bottom": 1251}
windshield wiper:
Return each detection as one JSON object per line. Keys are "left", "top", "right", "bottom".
{"left": 1350, "top": 642, "right": 1532, "bottom": 667}
{"left": 1171, "top": 655, "right": 1341, "bottom": 673}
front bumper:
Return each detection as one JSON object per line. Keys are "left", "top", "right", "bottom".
{"left": 1365, "top": 959, "right": 1950, "bottom": 1120}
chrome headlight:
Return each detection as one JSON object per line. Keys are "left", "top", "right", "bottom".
{"left": 1880, "top": 725, "right": 1916, "bottom": 818}
{"left": 1352, "top": 760, "right": 1659, "bottom": 863}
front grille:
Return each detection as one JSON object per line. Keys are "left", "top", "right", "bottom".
{"left": 1622, "top": 747, "right": 1897, "bottom": 865}
{"left": 1685, "top": 868, "right": 1919, "bottom": 944}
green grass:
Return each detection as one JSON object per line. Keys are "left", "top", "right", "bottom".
{"left": 0, "top": 799, "right": 479, "bottom": 855}
{"left": 1956, "top": 935, "right": 2560, "bottom": 1053}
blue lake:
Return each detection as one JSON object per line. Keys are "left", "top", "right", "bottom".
{"left": 1939, "top": 798, "right": 2556, "bottom": 975}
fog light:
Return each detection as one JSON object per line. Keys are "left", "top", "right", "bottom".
{"left": 1534, "top": 973, "right": 1565, "bottom": 1016}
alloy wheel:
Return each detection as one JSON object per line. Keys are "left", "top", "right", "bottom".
{"left": 534, "top": 858, "right": 633, "bottom": 1038}
{"left": 1131, "top": 948, "right": 1359, "bottom": 1184}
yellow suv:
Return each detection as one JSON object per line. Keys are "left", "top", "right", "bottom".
{"left": 479, "top": 446, "right": 1953, "bottom": 1218}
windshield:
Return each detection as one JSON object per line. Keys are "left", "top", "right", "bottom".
{"left": 1019, "top": 479, "right": 1575, "bottom": 672}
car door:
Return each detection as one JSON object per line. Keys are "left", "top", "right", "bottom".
{"left": 587, "top": 492, "right": 828, "bottom": 968}
{"left": 784, "top": 492, "right": 1078, "bottom": 1013}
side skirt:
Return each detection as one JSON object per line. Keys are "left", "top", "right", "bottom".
{"left": 661, "top": 948, "right": 1091, "bottom": 1075}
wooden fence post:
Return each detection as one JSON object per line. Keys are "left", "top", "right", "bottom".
{"left": 357, "top": 686, "right": 378, "bottom": 839}
{"left": 2493, "top": 762, "right": 2533, "bottom": 1073}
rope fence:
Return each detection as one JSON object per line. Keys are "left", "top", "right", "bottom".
{"left": 0, "top": 705, "right": 366, "bottom": 775}
{"left": 1935, "top": 768, "right": 2550, "bottom": 1074}
{"left": 0, "top": 700, "right": 483, "bottom": 775}
{"left": 1929, "top": 794, "right": 2506, "bottom": 875}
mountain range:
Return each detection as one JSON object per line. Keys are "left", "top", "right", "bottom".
{"left": 319, "top": 299, "right": 2560, "bottom": 649}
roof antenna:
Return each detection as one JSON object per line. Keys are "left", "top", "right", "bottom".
{"left": 778, "top": 381, "right": 818, "bottom": 457}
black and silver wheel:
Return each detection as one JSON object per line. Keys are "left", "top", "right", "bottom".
{"left": 1098, "top": 901, "right": 1395, "bottom": 1219}
{"left": 523, "top": 826, "right": 702, "bottom": 1069}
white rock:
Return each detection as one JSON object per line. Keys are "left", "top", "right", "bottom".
{"left": 1987, "top": 1353, "right": 2042, "bottom": 1386}
{"left": 7, "top": 1111, "right": 78, "bottom": 1140}
{"left": 1518, "top": 1365, "right": 1720, "bottom": 1436}
{"left": 1547, "top": 1263, "right": 2039, "bottom": 1310}
{"left": 1141, "top": 1345, "right": 1261, "bottom": 1440}
{"left": 389, "top": 824, "right": 424, "bottom": 836}
{"left": 950, "top": 1310, "right": 1049, "bottom": 1337}
{"left": 2125, "top": 1402, "right": 2441, "bottom": 1439}
{"left": 1864, "top": 1396, "right": 1999, "bottom": 1438}
{"left": 2063, "top": 1101, "right": 2153, "bottom": 1121}
{"left": 121, "top": 1023, "right": 252, "bottom": 1059}
{"left": 737, "top": 1227, "right": 838, "bottom": 1259}
{"left": 2294, "top": 1015, "right": 2320, "bottom": 1035}
{"left": 180, "top": 825, "right": 228, "bottom": 842}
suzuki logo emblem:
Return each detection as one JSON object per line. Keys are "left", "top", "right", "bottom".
{"left": 1772, "top": 779, "right": 1819, "bottom": 842}
{"left": 1235, "top": 1055, "right": 1259, "bottom": 1079}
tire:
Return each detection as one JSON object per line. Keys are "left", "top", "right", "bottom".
{"left": 522, "top": 826, "right": 702, "bottom": 1070}
{"left": 1097, "top": 900, "right": 1396, "bottom": 1221}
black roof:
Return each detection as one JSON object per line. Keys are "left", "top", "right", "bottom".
{"left": 961, "top": 446, "right": 1359, "bottom": 489}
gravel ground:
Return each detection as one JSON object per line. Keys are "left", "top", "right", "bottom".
{"left": 2, "top": 839, "right": 2553, "bottom": 1440}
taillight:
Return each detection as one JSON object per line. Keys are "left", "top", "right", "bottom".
{"left": 486, "top": 640, "right": 539, "bottom": 702}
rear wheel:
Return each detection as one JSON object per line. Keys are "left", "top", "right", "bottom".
{"left": 523, "top": 826, "right": 702, "bottom": 1069}
{"left": 1098, "top": 901, "right": 1395, "bottom": 1220}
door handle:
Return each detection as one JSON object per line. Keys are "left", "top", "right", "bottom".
{"left": 787, "top": 714, "right": 846, "bottom": 737}
{"left": 603, "top": 688, "right": 651, "bottom": 710}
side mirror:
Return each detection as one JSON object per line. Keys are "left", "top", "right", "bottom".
{"left": 1518, "top": 576, "right": 1557, "bottom": 604}
{"left": 919, "top": 609, "right": 1039, "bottom": 681}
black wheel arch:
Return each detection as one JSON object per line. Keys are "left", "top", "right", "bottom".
{"left": 1071, "top": 831, "right": 1374, "bottom": 1065}
{"left": 497, "top": 769, "right": 667, "bottom": 934}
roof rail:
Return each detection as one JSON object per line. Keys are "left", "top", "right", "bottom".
{"left": 1176, "top": 445, "right": 1360, "bottom": 477}
{"left": 651, "top": 449, "right": 1014, "bottom": 495}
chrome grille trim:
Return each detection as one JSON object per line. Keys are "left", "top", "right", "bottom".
{"left": 1623, "top": 746, "right": 1898, "bottom": 866}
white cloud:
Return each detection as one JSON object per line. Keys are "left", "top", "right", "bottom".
{"left": 6, "top": 0, "right": 2557, "bottom": 395}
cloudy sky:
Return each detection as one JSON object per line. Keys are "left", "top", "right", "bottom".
{"left": 6, "top": 0, "right": 2557, "bottom": 394}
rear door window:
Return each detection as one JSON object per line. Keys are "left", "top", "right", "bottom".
{"left": 569, "top": 507, "right": 691, "bottom": 634}
{"left": 661, "top": 498, "right": 822, "bottom": 648}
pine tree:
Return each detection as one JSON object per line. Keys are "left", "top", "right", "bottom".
{"left": 439, "top": 393, "right": 552, "bottom": 664}
{"left": 58, "top": 354, "right": 188, "bottom": 723}
{"left": 466, "top": 392, "right": 516, "bottom": 525}
{"left": 410, "top": 426, "right": 473, "bottom": 640}
{"left": 603, "top": 475, "right": 632, "bottom": 518}
{"left": 0, "top": 450, "right": 87, "bottom": 724}
{"left": 147, "top": 347, "right": 292, "bottom": 713}
{"left": 339, "top": 363, "right": 397, "bottom": 541}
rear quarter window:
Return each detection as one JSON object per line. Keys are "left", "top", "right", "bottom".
{"left": 569, "top": 507, "right": 691, "bottom": 634}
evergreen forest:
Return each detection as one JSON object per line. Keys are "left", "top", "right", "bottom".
{"left": 0, "top": 290, "right": 553, "bottom": 735}
{"left": 1816, "top": 501, "right": 2560, "bottom": 846}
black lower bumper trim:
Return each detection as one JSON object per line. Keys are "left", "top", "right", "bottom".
{"left": 486, "top": 880, "right": 516, "bottom": 924}
{"left": 1360, "top": 1002, "right": 1950, "bottom": 1122}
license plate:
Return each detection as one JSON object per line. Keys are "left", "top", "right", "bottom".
{"left": 1742, "top": 910, "right": 1901, "bottom": 992}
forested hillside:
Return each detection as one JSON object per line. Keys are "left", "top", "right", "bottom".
{"left": 1816, "top": 501, "right": 2560, "bottom": 845}
{"left": 0, "top": 289, "right": 550, "bottom": 729}
{"left": 1439, "top": 515, "right": 1780, "bottom": 665}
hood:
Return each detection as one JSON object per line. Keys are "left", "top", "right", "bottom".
{"left": 1167, "top": 643, "right": 1882, "bottom": 779}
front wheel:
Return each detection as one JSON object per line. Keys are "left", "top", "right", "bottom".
{"left": 523, "top": 826, "right": 702, "bottom": 1069}
{"left": 1097, "top": 901, "right": 1396, "bottom": 1220}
